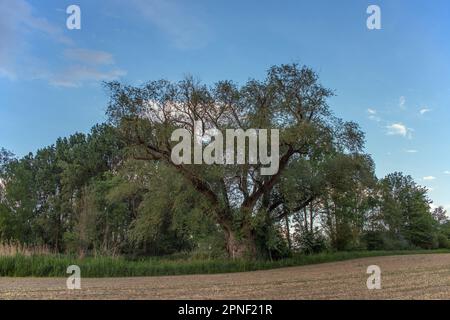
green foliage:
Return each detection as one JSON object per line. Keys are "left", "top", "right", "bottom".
{"left": 295, "top": 228, "right": 327, "bottom": 255}
{"left": 378, "top": 172, "right": 437, "bottom": 249}
{"left": 103, "top": 63, "right": 370, "bottom": 258}
{"left": 253, "top": 211, "right": 290, "bottom": 260}
{"left": 0, "top": 64, "right": 446, "bottom": 261}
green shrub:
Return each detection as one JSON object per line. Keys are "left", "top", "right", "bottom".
{"left": 437, "top": 233, "right": 450, "bottom": 249}
{"left": 295, "top": 228, "right": 327, "bottom": 255}
{"left": 362, "top": 231, "right": 385, "bottom": 250}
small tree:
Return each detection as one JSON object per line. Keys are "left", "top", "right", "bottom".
{"left": 379, "top": 172, "right": 435, "bottom": 249}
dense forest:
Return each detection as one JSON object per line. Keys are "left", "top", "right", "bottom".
{"left": 1, "top": 64, "right": 449, "bottom": 259}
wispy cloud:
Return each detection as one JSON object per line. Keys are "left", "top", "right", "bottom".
{"left": 369, "top": 108, "right": 413, "bottom": 138}
{"left": 130, "top": 0, "right": 210, "bottom": 49}
{"left": 405, "top": 149, "right": 418, "bottom": 153}
{"left": 386, "top": 123, "right": 412, "bottom": 138}
{"left": 0, "top": 0, "right": 125, "bottom": 86}
{"left": 399, "top": 96, "right": 406, "bottom": 109}
{"left": 444, "top": 171, "right": 450, "bottom": 175}
{"left": 367, "top": 108, "right": 381, "bottom": 122}
{"left": 419, "top": 107, "right": 432, "bottom": 115}
{"left": 64, "top": 49, "right": 115, "bottom": 66}
{"left": 48, "top": 66, "right": 126, "bottom": 88}
{"left": 0, "top": 0, "right": 70, "bottom": 78}
{"left": 46, "top": 48, "right": 126, "bottom": 87}
{"left": 423, "top": 176, "right": 436, "bottom": 181}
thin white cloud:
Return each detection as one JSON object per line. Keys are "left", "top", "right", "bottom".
{"left": 367, "top": 108, "right": 381, "bottom": 122}
{"left": 48, "top": 66, "right": 126, "bottom": 88}
{"left": 0, "top": 0, "right": 125, "bottom": 87}
{"left": 130, "top": 0, "right": 210, "bottom": 49}
{"left": 64, "top": 49, "right": 115, "bottom": 66}
{"left": 444, "top": 171, "right": 450, "bottom": 175}
{"left": 386, "top": 123, "right": 412, "bottom": 137}
{"left": 419, "top": 108, "right": 432, "bottom": 115}
{"left": 0, "top": 0, "right": 72, "bottom": 78}
{"left": 423, "top": 176, "right": 436, "bottom": 181}
{"left": 405, "top": 149, "right": 418, "bottom": 153}
{"left": 399, "top": 96, "right": 406, "bottom": 109}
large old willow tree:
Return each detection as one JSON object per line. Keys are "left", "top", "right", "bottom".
{"left": 105, "top": 64, "right": 365, "bottom": 258}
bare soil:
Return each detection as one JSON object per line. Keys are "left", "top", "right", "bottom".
{"left": 1, "top": 253, "right": 450, "bottom": 300}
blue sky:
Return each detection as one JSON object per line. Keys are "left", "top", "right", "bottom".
{"left": 1, "top": 0, "right": 449, "bottom": 210}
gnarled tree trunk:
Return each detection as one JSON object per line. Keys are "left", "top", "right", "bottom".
{"left": 222, "top": 221, "right": 257, "bottom": 259}
{"left": 225, "top": 230, "right": 257, "bottom": 259}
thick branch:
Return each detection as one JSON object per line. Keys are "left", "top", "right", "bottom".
{"left": 275, "top": 195, "right": 315, "bottom": 221}
{"left": 241, "top": 147, "right": 295, "bottom": 209}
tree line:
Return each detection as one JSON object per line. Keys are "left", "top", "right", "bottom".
{"left": 1, "top": 64, "right": 449, "bottom": 259}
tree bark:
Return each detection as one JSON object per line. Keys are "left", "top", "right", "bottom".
{"left": 221, "top": 215, "right": 257, "bottom": 259}
{"left": 303, "top": 207, "right": 308, "bottom": 230}
{"left": 285, "top": 214, "right": 292, "bottom": 250}
{"left": 224, "top": 228, "right": 257, "bottom": 259}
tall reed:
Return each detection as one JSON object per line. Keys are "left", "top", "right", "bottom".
{"left": 0, "top": 241, "right": 53, "bottom": 257}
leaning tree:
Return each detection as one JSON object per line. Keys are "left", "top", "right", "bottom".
{"left": 105, "top": 64, "right": 365, "bottom": 258}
